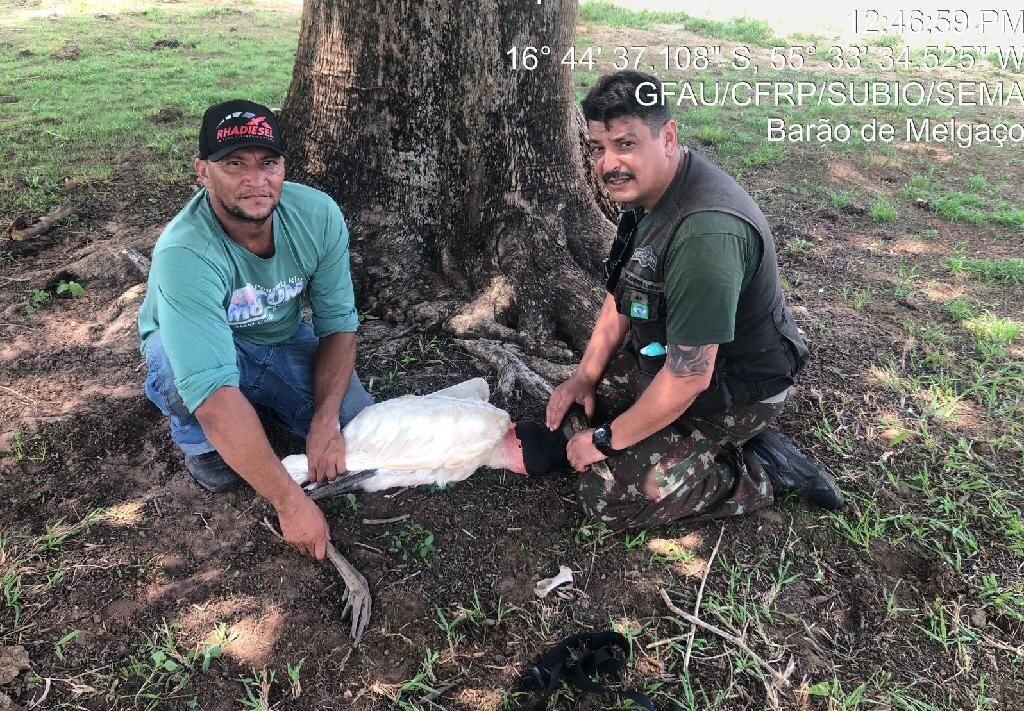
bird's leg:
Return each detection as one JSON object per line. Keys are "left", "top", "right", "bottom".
{"left": 307, "top": 469, "right": 377, "bottom": 500}
{"left": 300, "top": 472, "right": 375, "bottom": 642}
{"left": 325, "top": 541, "right": 372, "bottom": 645}
{"left": 261, "top": 515, "right": 373, "bottom": 645}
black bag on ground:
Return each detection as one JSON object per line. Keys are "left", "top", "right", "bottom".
{"left": 517, "top": 630, "right": 656, "bottom": 710}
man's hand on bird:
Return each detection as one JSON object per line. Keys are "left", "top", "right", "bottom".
{"left": 306, "top": 417, "right": 347, "bottom": 485}
{"left": 567, "top": 429, "right": 607, "bottom": 472}
{"left": 277, "top": 491, "right": 330, "bottom": 559}
{"left": 546, "top": 374, "right": 597, "bottom": 430}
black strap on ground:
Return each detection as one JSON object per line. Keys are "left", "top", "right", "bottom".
{"left": 519, "top": 630, "right": 655, "bottom": 711}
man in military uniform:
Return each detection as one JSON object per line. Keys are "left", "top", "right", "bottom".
{"left": 546, "top": 71, "right": 843, "bottom": 529}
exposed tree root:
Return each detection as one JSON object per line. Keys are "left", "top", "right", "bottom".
{"left": 454, "top": 338, "right": 556, "bottom": 402}
{"left": 398, "top": 300, "right": 462, "bottom": 332}
{"left": 7, "top": 203, "right": 75, "bottom": 241}
{"left": 455, "top": 337, "right": 613, "bottom": 483}
{"left": 441, "top": 271, "right": 589, "bottom": 358}
{"left": 445, "top": 312, "right": 528, "bottom": 348}
{"left": 120, "top": 247, "right": 151, "bottom": 277}
{"left": 519, "top": 354, "right": 574, "bottom": 385}
{"left": 445, "top": 275, "right": 546, "bottom": 350}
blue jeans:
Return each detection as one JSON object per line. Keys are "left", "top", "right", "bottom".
{"left": 144, "top": 322, "right": 374, "bottom": 456}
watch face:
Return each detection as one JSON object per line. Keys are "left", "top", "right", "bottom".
{"left": 593, "top": 425, "right": 614, "bottom": 453}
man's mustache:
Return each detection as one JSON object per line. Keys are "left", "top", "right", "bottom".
{"left": 602, "top": 170, "right": 634, "bottom": 183}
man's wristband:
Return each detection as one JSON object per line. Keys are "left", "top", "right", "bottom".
{"left": 592, "top": 423, "right": 619, "bottom": 456}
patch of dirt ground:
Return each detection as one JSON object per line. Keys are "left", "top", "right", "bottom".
{"left": 2, "top": 137, "right": 1023, "bottom": 710}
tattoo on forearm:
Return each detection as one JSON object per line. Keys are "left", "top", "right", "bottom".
{"left": 666, "top": 344, "right": 713, "bottom": 378}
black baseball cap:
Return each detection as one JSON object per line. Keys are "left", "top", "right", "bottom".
{"left": 198, "top": 99, "right": 287, "bottom": 161}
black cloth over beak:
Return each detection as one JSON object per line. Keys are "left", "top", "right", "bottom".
{"left": 515, "top": 421, "right": 568, "bottom": 476}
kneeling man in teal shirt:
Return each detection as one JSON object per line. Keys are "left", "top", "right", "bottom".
{"left": 138, "top": 100, "right": 373, "bottom": 560}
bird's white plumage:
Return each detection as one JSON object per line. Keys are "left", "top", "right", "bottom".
{"left": 282, "top": 378, "right": 510, "bottom": 492}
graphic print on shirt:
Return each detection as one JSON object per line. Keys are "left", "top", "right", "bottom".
{"left": 226, "top": 277, "right": 305, "bottom": 327}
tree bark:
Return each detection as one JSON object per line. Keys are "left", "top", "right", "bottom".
{"left": 281, "top": 0, "right": 614, "bottom": 352}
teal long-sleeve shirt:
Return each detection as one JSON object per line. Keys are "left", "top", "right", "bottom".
{"left": 138, "top": 182, "right": 360, "bottom": 413}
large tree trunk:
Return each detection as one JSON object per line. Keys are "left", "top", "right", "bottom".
{"left": 280, "top": 0, "right": 614, "bottom": 352}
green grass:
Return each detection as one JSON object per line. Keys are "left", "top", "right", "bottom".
{"left": 907, "top": 322, "right": 950, "bottom": 346}
{"left": 979, "top": 574, "right": 1024, "bottom": 622}
{"left": 4, "top": 3, "right": 1024, "bottom": 708}
{"left": 237, "top": 667, "right": 276, "bottom": 711}
{"left": 963, "top": 314, "right": 1023, "bottom": 357}
{"left": 942, "top": 297, "right": 974, "bottom": 320}
{"left": 682, "top": 15, "right": 777, "bottom": 46}
{"left": 7, "top": 431, "right": 51, "bottom": 463}
{"left": 891, "top": 262, "right": 919, "bottom": 298}
{"left": 830, "top": 497, "right": 895, "bottom": 552}
{"left": 966, "top": 174, "right": 992, "bottom": 193}
{"left": 857, "top": 325, "right": 1024, "bottom": 563}
{"left": 0, "top": 4, "right": 299, "bottom": 215}
{"left": 874, "top": 32, "right": 902, "bottom": 50}
{"left": 903, "top": 175, "right": 1024, "bottom": 231}
{"left": 806, "top": 678, "right": 870, "bottom": 708}
{"left": 693, "top": 123, "right": 730, "bottom": 146}
{"left": 827, "top": 188, "right": 858, "bottom": 210}
{"left": 945, "top": 255, "right": 1024, "bottom": 283}
{"left": 742, "top": 141, "right": 784, "bottom": 167}
{"left": 579, "top": 1, "right": 776, "bottom": 45}
{"left": 786, "top": 236, "right": 813, "bottom": 255}
{"left": 2, "top": 511, "right": 103, "bottom": 635}
{"left": 869, "top": 197, "right": 897, "bottom": 223}
{"left": 841, "top": 284, "right": 872, "bottom": 310}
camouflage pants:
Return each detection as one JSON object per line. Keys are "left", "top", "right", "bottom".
{"left": 577, "top": 353, "right": 784, "bottom": 530}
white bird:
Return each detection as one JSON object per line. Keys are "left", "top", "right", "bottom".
{"left": 283, "top": 378, "right": 565, "bottom": 645}
{"left": 282, "top": 378, "right": 564, "bottom": 494}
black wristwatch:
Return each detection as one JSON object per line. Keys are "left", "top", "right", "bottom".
{"left": 592, "top": 423, "right": 618, "bottom": 456}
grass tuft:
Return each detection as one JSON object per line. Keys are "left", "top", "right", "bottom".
{"left": 904, "top": 175, "right": 1024, "bottom": 231}
{"left": 941, "top": 297, "right": 974, "bottom": 320}
{"left": 946, "top": 255, "right": 1024, "bottom": 283}
{"left": 869, "top": 197, "right": 897, "bottom": 223}
{"left": 826, "top": 188, "right": 857, "bottom": 210}
{"left": 579, "top": 1, "right": 776, "bottom": 44}
{"left": 963, "top": 314, "right": 1023, "bottom": 357}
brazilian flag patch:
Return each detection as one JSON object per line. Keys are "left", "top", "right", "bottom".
{"left": 630, "top": 300, "right": 649, "bottom": 319}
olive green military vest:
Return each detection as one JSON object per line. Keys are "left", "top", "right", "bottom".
{"left": 605, "top": 148, "right": 808, "bottom": 416}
